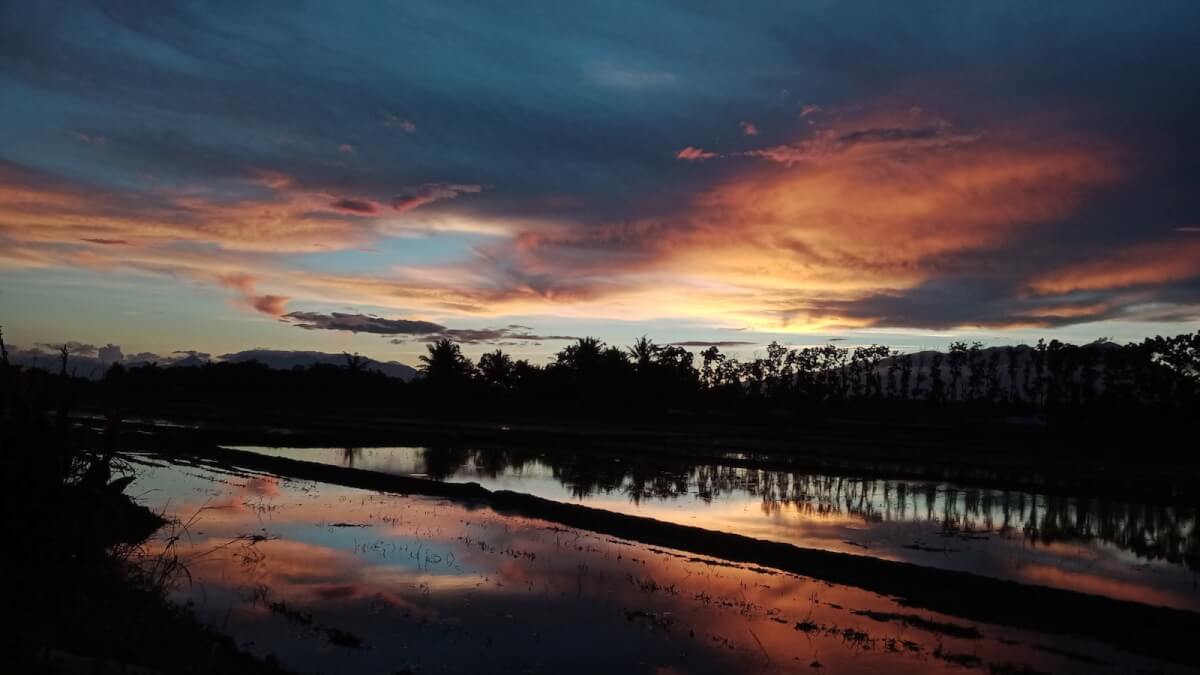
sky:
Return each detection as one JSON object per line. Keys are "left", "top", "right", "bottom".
{"left": 2, "top": 1, "right": 1199, "bottom": 365}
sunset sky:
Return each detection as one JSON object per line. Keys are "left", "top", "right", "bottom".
{"left": 2, "top": 2, "right": 1198, "bottom": 364}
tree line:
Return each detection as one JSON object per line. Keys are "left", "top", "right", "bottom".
{"left": 3, "top": 327, "right": 1198, "bottom": 421}
{"left": 413, "top": 333, "right": 1200, "bottom": 414}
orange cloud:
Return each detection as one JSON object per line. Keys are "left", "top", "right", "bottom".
{"left": 1030, "top": 239, "right": 1200, "bottom": 295}
{"left": 0, "top": 106, "right": 1175, "bottom": 334}
{"left": 466, "top": 112, "right": 1125, "bottom": 330}
{"left": 0, "top": 176, "right": 373, "bottom": 254}
{"left": 675, "top": 146, "right": 718, "bottom": 161}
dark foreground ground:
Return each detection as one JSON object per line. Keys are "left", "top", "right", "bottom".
{"left": 0, "top": 421, "right": 289, "bottom": 675}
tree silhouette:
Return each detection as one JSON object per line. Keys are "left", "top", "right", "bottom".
{"left": 7, "top": 323, "right": 1196, "bottom": 427}
{"left": 420, "top": 339, "right": 475, "bottom": 383}
{"left": 478, "top": 349, "right": 516, "bottom": 390}
{"left": 628, "top": 336, "right": 659, "bottom": 371}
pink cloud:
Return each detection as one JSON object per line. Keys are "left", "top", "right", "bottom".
{"left": 216, "top": 273, "right": 256, "bottom": 294}
{"left": 739, "top": 121, "right": 758, "bottom": 136}
{"left": 676, "top": 146, "right": 718, "bottom": 161}
{"left": 251, "top": 294, "right": 289, "bottom": 316}
{"left": 216, "top": 274, "right": 288, "bottom": 316}
{"left": 338, "top": 143, "right": 356, "bottom": 153}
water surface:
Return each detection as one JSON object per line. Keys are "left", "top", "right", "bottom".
{"left": 130, "top": 455, "right": 1186, "bottom": 674}
{"left": 227, "top": 444, "right": 1200, "bottom": 611}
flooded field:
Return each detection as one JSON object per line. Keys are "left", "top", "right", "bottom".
{"left": 129, "top": 454, "right": 1189, "bottom": 674}
{"left": 226, "top": 445, "right": 1200, "bottom": 612}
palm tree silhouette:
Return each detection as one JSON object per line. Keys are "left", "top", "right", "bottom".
{"left": 478, "top": 349, "right": 516, "bottom": 389}
{"left": 419, "top": 339, "right": 474, "bottom": 382}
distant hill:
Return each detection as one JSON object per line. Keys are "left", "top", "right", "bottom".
{"left": 6, "top": 345, "right": 418, "bottom": 381}
{"left": 218, "top": 349, "right": 418, "bottom": 381}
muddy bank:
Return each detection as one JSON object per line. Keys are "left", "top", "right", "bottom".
{"left": 151, "top": 444, "right": 1200, "bottom": 668}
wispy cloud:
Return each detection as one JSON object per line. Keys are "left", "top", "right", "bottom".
{"left": 589, "top": 63, "right": 675, "bottom": 89}
{"left": 283, "top": 311, "right": 446, "bottom": 335}
{"left": 391, "top": 183, "right": 484, "bottom": 212}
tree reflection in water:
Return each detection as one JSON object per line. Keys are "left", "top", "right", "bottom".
{"left": 412, "top": 445, "right": 1198, "bottom": 569}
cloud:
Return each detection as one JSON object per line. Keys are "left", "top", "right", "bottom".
{"left": 589, "top": 64, "right": 675, "bottom": 89}
{"left": 97, "top": 343, "right": 123, "bottom": 362}
{"left": 36, "top": 341, "right": 97, "bottom": 355}
{"left": 391, "top": 183, "right": 484, "bottom": 212}
{"left": 4, "top": 1, "right": 1200, "bottom": 343}
{"left": 282, "top": 311, "right": 446, "bottom": 335}
{"left": 2, "top": 100, "right": 1164, "bottom": 337}
{"left": 337, "top": 143, "right": 356, "bottom": 153}
{"left": 215, "top": 273, "right": 289, "bottom": 316}
{"left": 172, "top": 350, "right": 211, "bottom": 358}
{"left": 281, "top": 312, "right": 576, "bottom": 345}
{"left": 171, "top": 350, "right": 212, "bottom": 366}
{"left": 400, "top": 325, "right": 581, "bottom": 345}
{"left": 676, "top": 146, "right": 718, "bottom": 161}
{"left": 71, "top": 131, "right": 106, "bottom": 145}
{"left": 739, "top": 121, "right": 758, "bottom": 136}
{"left": 251, "top": 294, "right": 289, "bottom": 316}
{"left": 329, "top": 197, "right": 380, "bottom": 215}
{"left": 452, "top": 107, "right": 1128, "bottom": 331}
{"left": 1029, "top": 239, "right": 1200, "bottom": 295}
{"left": 740, "top": 118, "right": 979, "bottom": 167}
{"left": 0, "top": 159, "right": 379, "bottom": 253}
{"left": 668, "top": 340, "right": 756, "bottom": 347}
{"left": 383, "top": 115, "right": 416, "bottom": 133}
{"left": 8, "top": 343, "right": 116, "bottom": 376}
{"left": 836, "top": 126, "right": 942, "bottom": 145}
